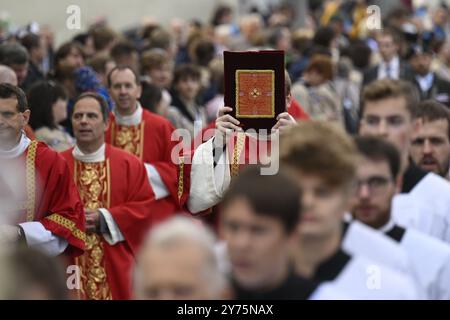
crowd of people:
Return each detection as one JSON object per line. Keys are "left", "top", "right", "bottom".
{"left": 1, "top": 0, "right": 450, "bottom": 300}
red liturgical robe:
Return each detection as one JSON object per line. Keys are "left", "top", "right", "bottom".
{"left": 106, "top": 107, "right": 181, "bottom": 223}
{"left": 61, "top": 144, "right": 156, "bottom": 300}
{"left": 5, "top": 140, "right": 86, "bottom": 257}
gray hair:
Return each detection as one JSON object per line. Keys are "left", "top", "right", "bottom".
{"left": 135, "top": 216, "right": 227, "bottom": 297}
{"left": 0, "top": 65, "right": 18, "bottom": 85}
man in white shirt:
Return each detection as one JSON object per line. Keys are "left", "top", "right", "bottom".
{"left": 363, "top": 29, "right": 414, "bottom": 86}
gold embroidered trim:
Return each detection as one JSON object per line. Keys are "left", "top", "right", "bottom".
{"left": 26, "top": 140, "right": 38, "bottom": 222}
{"left": 178, "top": 156, "right": 184, "bottom": 201}
{"left": 231, "top": 132, "right": 245, "bottom": 178}
{"left": 74, "top": 160, "right": 112, "bottom": 300}
{"left": 112, "top": 121, "right": 144, "bottom": 160}
{"left": 44, "top": 213, "right": 86, "bottom": 242}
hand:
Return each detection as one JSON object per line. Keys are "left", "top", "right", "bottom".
{"left": 271, "top": 112, "right": 297, "bottom": 133}
{"left": 214, "top": 106, "right": 242, "bottom": 148}
{"left": 85, "top": 209, "right": 101, "bottom": 234}
{"left": 0, "top": 225, "right": 20, "bottom": 244}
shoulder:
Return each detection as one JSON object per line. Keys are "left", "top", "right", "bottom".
{"left": 34, "top": 127, "right": 52, "bottom": 136}
{"left": 107, "top": 144, "right": 143, "bottom": 166}
{"left": 34, "top": 141, "right": 58, "bottom": 160}
{"left": 142, "top": 109, "right": 175, "bottom": 131}
{"left": 142, "top": 109, "right": 173, "bottom": 124}
{"left": 33, "top": 141, "right": 71, "bottom": 172}
{"left": 404, "top": 228, "right": 450, "bottom": 257}
{"left": 60, "top": 147, "right": 75, "bottom": 161}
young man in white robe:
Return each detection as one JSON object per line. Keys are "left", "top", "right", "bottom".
{"left": 280, "top": 121, "right": 420, "bottom": 299}
{"left": 350, "top": 135, "right": 450, "bottom": 299}
{"left": 359, "top": 79, "right": 450, "bottom": 243}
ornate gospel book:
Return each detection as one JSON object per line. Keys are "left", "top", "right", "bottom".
{"left": 223, "top": 50, "right": 285, "bottom": 131}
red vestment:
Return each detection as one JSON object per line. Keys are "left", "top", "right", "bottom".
{"left": 106, "top": 109, "right": 181, "bottom": 222}
{"left": 61, "top": 144, "right": 156, "bottom": 300}
{"left": 8, "top": 141, "right": 85, "bottom": 256}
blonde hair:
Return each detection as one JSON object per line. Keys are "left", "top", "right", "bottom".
{"left": 280, "top": 121, "right": 357, "bottom": 188}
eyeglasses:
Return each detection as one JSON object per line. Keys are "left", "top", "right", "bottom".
{"left": 0, "top": 110, "right": 21, "bottom": 120}
{"left": 355, "top": 176, "right": 393, "bottom": 194}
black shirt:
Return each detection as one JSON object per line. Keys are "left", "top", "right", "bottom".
{"left": 232, "top": 270, "right": 319, "bottom": 300}
{"left": 312, "top": 248, "right": 352, "bottom": 282}
{"left": 385, "top": 224, "right": 406, "bottom": 243}
{"left": 401, "top": 162, "right": 428, "bottom": 193}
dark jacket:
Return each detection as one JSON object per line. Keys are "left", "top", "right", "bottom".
{"left": 362, "top": 61, "right": 415, "bottom": 86}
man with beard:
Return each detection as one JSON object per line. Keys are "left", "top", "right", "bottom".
{"left": 280, "top": 122, "right": 420, "bottom": 299}
{"left": 359, "top": 79, "right": 450, "bottom": 242}
{"left": 410, "top": 100, "right": 450, "bottom": 180}
{"left": 409, "top": 42, "right": 450, "bottom": 107}
{"left": 220, "top": 166, "right": 349, "bottom": 300}
{"left": 350, "top": 135, "right": 450, "bottom": 299}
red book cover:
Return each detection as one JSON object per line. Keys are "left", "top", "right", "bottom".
{"left": 224, "top": 50, "right": 285, "bottom": 131}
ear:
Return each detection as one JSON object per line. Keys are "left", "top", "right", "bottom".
{"left": 285, "top": 93, "right": 292, "bottom": 110}
{"left": 104, "top": 118, "right": 110, "bottom": 133}
{"left": 412, "top": 117, "right": 422, "bottom": 135}
{"left": 394, "top": 174, "right": 402, "bottom": 194}
{"left": 22, "top": 109, "right": 31, "bottom": 126}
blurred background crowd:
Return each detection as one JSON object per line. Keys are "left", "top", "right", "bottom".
{"left": 1, "top": 0, "right": 450, "bottom": 300}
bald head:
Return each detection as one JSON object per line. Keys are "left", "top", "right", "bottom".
{"left": 0, "top": 65, "right": 18, "bottom": 86}
{"left": 134, "top": 216, "right": 228, "bottom": 300}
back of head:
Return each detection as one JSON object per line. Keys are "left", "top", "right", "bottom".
{"left": 135, "top": 216, "right": 227, "bottom": 300}
{"left": 0, "top": 43, "right": 29, "bottom": 66}
{"left": 146, "top": 28, "right": 173, "bottom": 52}
{"left": 280, "top": 121, "right": 357, "bottom": 189}
{"left": 4, "top": 246, "right": 68, "bottom": 300}
{"left": 89, "top": 26, "right": 117, "bottom": 52}
{"left": 0, "top": 65, "right": 18, "bottom": 85}
{"left": 20, "top": 33, "right": 41, "bottom": 52}
{"left": 110, "top": 40, "right": 137, "bottom": 62}
{"left": 28, "top": 80, "right": 67, "bottom": 130}
{"left": 140, "top": 48, "right": 171, "bottom": 73}
{"left": 305, "top": 54, "right": 334, "bottom": 81}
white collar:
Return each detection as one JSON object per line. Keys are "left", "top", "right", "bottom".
{"left": 344, "top": 211, "right": 395, "bottom": 233}
{"left": 378, "top": 217, "right": 396, "bottom": 233}
{"left": 416, "top": 73, "right": 434, "bottom": 92}
{"left": 113, "top": 103, "right": 143, "bottom": 126}
{"left": 343, "top": 212, "right": 353, "bottom": 223}
{"left": 0, "top": 132, "right": 31, "bottom": 159}
{"left": 381, "top": 55, "right": 400, "bottom": 69}
{"left": 73, "top": 143, "right": 105, "bottom": 163}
